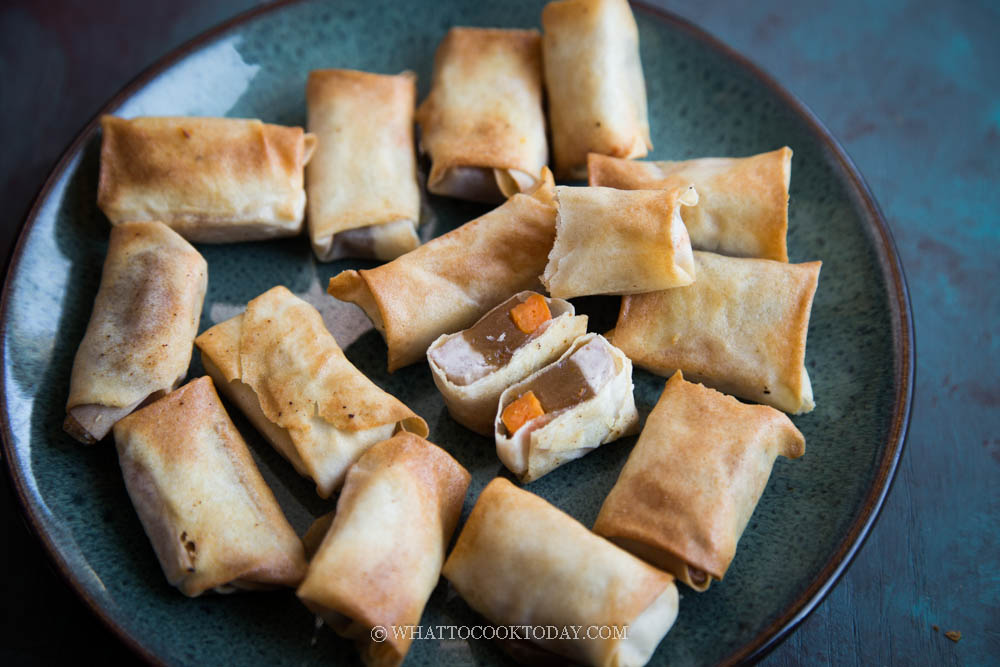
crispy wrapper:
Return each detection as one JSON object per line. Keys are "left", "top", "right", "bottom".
{"left": 541, "top": 185, "right": 698, "bottom": 298}
{"left": 64, "top": 221, "right": 207, "bottom": 443}
{"left": 113, "top": 376, "right": 307, "bottom": 597}
{"left": 297, "top": 432, "right": 470, "bottom": 667}
{"left": 427, "top": 292, "right": 588, "bottom": 435}
{"left": 306, "top": 69, "right": 421, "bottom": 261}
{"left": 542, "top": 0, "right": 651, "bottom": 178}
{"left": 195, "top": 286, "right": 427, "bottom": 497}
{"left": 612, "top": 251, "right": 821, "bottom": 414}
{"left": 416, "top": 27, "right": 547, "bottom": 202}
{"left": 588, "top": 147, "right": 793, "bottom": 261}
{"left": 594, "top": 371, "right": 805, "bottom": 590}
{"left": 443, "top": 478, "right": 679, "bottom": 667}
{"left": 98, "top": 116, "right": 317, "bottom": 242}
{"left": 327, "top": 170, "right": 557, "bottom": 372}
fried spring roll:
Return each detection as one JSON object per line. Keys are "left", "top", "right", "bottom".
{"left": 427, "top": 292, "right": 588, "bottom": 434}
{"left": 416, "top": 27, "right": 547, "bottom": 203}
{"left": 113, "top": 376, "right": 307, "bottom": 596}
{"left": 327, "top": 171, "right": 557, "bottom": 372}
{"left": 443, "top": 478, "right": 679, "bottom": 667}
{"left": 195, "top": 286, "right": 427, "bottom": 497}
{"left": 611, "top": 251, "right": 821, "bottom": 414}
{"left": 64, "top": 221, "right": 207, "bottom": 444}
{"left": 588, "top": 148, "right": 793, "bottom": 261}
{"left": 306, "top": 69, "right": 421, "bottom": 261}
{"left": 541, "top": 185, "right": 698, "bottom": 298}
{"left": 495, "top": 333, "right": 639, "bottom": 483}
{"left": 98, "top": 116, "right": 317, "bottom": 242}
{"left": 542, "top": 0, "right": 651, "bottom": 179}
{"left": 297, "top": 432, "right": 470, "bottom": 667}
{"left": 594, "top": 371, "right": 805, "bottom": 591}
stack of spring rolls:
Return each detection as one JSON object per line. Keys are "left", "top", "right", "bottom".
{"left": 61, "top": 1, "right": 825, "bottom": 665}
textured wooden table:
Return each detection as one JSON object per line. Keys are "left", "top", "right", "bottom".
{"left": 1, "top": 1, "right": 996, "bottom": 664}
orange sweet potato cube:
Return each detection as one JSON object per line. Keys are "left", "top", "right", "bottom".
{"left": 509, "top": 293, "right": 552, "bottom": 334}
{"left": 501, "top": 390, "right": 545, "bottom": 434}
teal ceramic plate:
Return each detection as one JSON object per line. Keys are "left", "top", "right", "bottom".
{"left": 0, "top": 1, "right": 912, "bottom": 665}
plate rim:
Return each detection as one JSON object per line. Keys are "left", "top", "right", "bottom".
{"left": 0, "top": 1, "right": 914, "bottom": 665}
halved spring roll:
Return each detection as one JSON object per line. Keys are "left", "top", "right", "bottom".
{"left": 195, "top": 286, "right": 428, "bottom": 498}
{"left": 427, "top": 291, "right": 588, "bottom": 435}
{"left": 306, "top": 69, "right": 421, "bottom": 261}
{"left": 113, "top": 376, "right": 307, "bottom": 597}
{"left": 297, "top": 432, "right": 470, "bottom": 667}
{"left": 416, "top": 27, "right": 547, "bottom": 202}
{"left": 64, "top": 221, "right": 207, "bottom": 444}
{"left": 588, "top": 147, "right": 793, "bottom": 261}
{"left": 594, "top": 370, "right": 805, "bottom": 591}
{"left": 443, "top": 478, "right": 679, "bottom": 667}
{"left": 542, "top": 0, "right": 651, "bottom": 179}
{"left": 327, "top": 171, "right": 557, "bottom": 372}
{"left": 541, "top": 185, "right": 698, "bottom": 298}
{"left": 495, "top": 333, "right": 639, "bottom": 483}
{"left": 611, "top": 251, "right": 821, "bottom": 414}
{"left": 98, "top": 116, "right": 317, "bottom": 242}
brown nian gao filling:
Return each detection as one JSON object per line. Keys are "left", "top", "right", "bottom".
{"left": 461, "top": 294, "right": 535, "bottom": 368}
{"left": 499, "top": 340, "right": 616, "bottom": 437}
{"left": 527, "top": 358, "right": 596, "bottom": 414}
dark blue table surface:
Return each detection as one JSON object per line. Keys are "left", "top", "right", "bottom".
{"left": 1, "top": 1, "right": 996, "bottom": 664}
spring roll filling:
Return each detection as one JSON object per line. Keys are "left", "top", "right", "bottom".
{"left": 500, "top": 336, "right": 616, "bottom": 437}
{"left": 431, "top": 167, "right": 539, "bottom": 203}
{"left": 323, "top": 219, "right": 420, "bottom": 262}
{"left": 66, "top": 392, "right": 165, "bottom": 444}
{"left": 428, "top": 293, "right": 555, "bottom": 385}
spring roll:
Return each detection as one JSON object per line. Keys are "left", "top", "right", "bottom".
{"left": 541, "top": 185, "right": 697, "bottom": 298}
{"left": 594, "top": 370, "right": 805, "bottom": 591}
{"left": 443, "top": 478, "right": 678, "bottom": 667}
{"left": 611, "top": 251, "right": 821, "bottom": 414}
{"left": 64, "top": 221, "right": 207, "bottom": 444}
{"left": 495, "top": 333, "right": 639, "bottom": 483}
{"left": 297, "top": 432, "right": 470, "bottom": 667}
{"left": 195, "top": 286, "right": 427, "bottom": 498}
{"left": 327, "top": 171, "right": 557, "bottom": 372}
{"left": 306, "top": 69, "right": 421, "bottom": 261}
{"left": 427, "top": 292, "right": 588, "bottom": 435}
{"left": 588, "top": 147, "right": 793, "bottom": 261}
{"left": 542, "top": 0, "right": 651, "bottom": 179}
{"left": 416, "top": 27, "right": 547, "bottom": 202}
{"left": 98, "top": 115, "right": 317, "bottom": 242}
{"left": 113, "top": 376, "right": 307, "bottom": 596}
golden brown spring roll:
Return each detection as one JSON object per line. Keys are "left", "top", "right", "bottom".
{"left": 306, "top": 69, "right": 421, "bottom": 261}
{"left": 327, "top": 171, "right": 557, "bottom": 372}
{"left": 64, "top": 221, "right": 207, "bottom": 444}
{"left": 594, "top": 370, "right": 805, "bottom": 591}
{"left": 611, "top": 251, "right": 821, "bottom": 414}
{"left": 443, "top": 478, "right": 679, "bottom": 667}
{"left": 588, "top": 147, "right": 793, "bottom": 261}
{"left": 195, "top": 286, "right": 428, "bottom": 497}
{"left": 113, "top": 376, "right": 307, "bottom": 597}
{"left": 98, "top": 116, "right": 317, "bottom": 242}
{"left": 542, "top": 0, "right": 651, "bottom": 179}
{"left": 495, "top": 334, "right": 639, "bottom": 483}
{"left": 297, "top": 432, "right": 470, "bottom": 667}
{"left": 541, "top": 185, "right": 697, "bottom": 298}
{"left": 427, "top": 292, "right": 588, "bottom": 435}
{"left": 416, "top": 27, "right": 547, "bottom": 202}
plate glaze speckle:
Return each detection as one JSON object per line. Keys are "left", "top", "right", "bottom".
{"left": 0, "top": 0, "right": 912, "bottom": 665}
